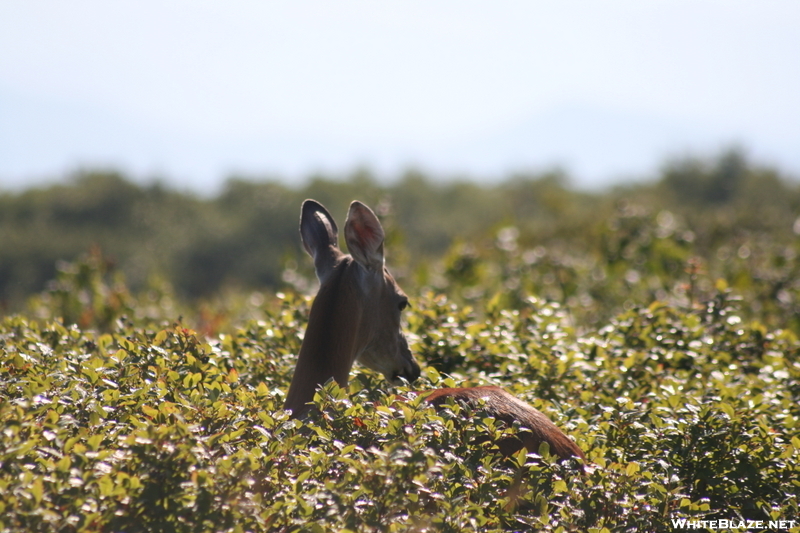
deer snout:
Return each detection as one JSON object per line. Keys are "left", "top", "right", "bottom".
{"left": 393, "top": 355, "right": 421, "bottom": 383}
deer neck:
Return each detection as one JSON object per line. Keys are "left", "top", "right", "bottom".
{"left": 284, "top": 260, "right": 364, "bottom": 416}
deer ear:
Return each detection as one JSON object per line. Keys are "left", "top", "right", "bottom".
{"left": 300, "top": 199, "right": 339, "bottom": 281}
{"left": 344, "top": 201, "right": 385, "bottom": 271}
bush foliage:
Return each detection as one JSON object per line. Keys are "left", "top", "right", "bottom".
{"left": 1, "top": 250, "right": 799, "bottom": 530}
{"left": 1, "top": 151, "right": 799, "bottom": 531}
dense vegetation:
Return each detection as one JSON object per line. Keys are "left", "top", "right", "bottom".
{"left": 2, "top": 150, "right": 799, "bottom": 332}
{"left": 1, "top": 150, "right": 799, "bottom": 531}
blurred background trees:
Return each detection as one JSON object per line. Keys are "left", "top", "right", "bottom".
{"left": 2, "top": 149, "right": 799, "bottom": 331}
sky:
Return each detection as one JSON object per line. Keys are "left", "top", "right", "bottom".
{"left": 1, "top": 1, "right": 799, "bottom": 193}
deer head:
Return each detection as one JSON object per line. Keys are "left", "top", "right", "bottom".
{"left": 284, "top": 199, "right": 420, "bottom": 415}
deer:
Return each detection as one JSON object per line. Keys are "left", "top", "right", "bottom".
{"left": 284, "top": 199, "right": 585, "bottom": 462}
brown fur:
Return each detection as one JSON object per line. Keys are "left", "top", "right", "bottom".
{"left": 423, "top": 386, "right": 584, "bottom": 461}
{"left": 284, "top": 255, "right": 361, "bottom": 416}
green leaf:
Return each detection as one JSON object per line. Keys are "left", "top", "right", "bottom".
{"left": 30, "top": 478, "right": 43, "bottom": 504}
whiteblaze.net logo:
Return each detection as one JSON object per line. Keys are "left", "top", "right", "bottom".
{"left": 671, "top": 518, "right": 797, "bottom": 530}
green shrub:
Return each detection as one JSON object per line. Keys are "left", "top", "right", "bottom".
{"left": 1, "top": 255, "right": 798, "bottom": 531}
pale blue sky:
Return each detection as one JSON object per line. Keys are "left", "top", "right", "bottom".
{"left": 1, "top": 1, "right": 799, "bottom": 192}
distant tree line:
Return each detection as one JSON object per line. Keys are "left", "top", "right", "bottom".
{"left": 1, "top": 150, "right": 798, "bottom": 313}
